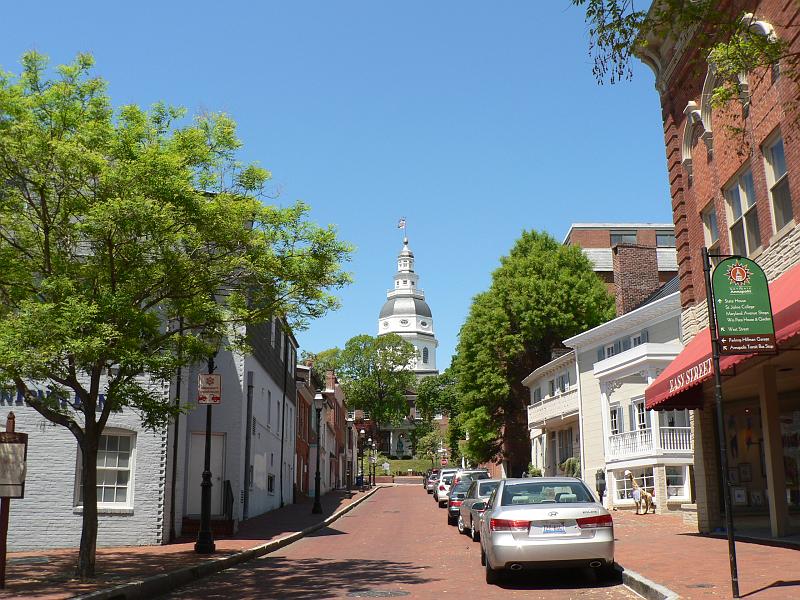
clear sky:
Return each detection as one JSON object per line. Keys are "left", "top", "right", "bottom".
{"left": 0, "top": 1, "right": 672, "bottom": 369}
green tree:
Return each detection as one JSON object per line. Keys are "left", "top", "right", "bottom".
{"left": 334, "top": 333, "right": 417, "bottom": 424}
{"left": 453, "top": 230, "right": 613, "bottom": 475}
{"left": 572, "top": 0, "right": 790, "bottom": 98}
{"left": 0, "top": 52, "right": 351, "bottom": 578}
{"left": 415, "top": 368, "right": 459, "bottom": 422}
{"left": 414, "top": 427, "right": 445, "bottom": 468}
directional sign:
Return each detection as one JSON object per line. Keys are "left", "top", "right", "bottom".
{"left": 712, "top": 257, "right": 776, "bottom": 355}
{"left": 197, "top": 373, "right": 222, "bottom": 405}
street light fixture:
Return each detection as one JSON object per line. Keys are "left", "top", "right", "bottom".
{"left": 358, "top": 428, "right": 365, "bottom": 490}
{"left": 312, "top": 392, "right": 324, "bottom": 514}
{"left": 367, "top": 437, "right": 372, "bottom": 487}
{"left": 371, "top": 440, "right": 377, "bottom": 486}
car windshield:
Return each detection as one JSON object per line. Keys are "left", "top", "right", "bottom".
{"left": 443, "top": 475, "right": 454, "bottom": 485}
{"left": 500, "top": 482, "right": 593, "bottom": 506}
{"left": 452, "top": 482, "right": 472, "bottom": 495}
{"left": 478, "top": 481, "right": 499, "bottom": 497}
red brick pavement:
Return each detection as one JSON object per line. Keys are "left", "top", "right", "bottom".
{"left": 613, "top": 510, "right": 800, "bottom": 599}
{"left": 164, "top": 485, "right": 638, "bottom": 600}
{"left": 0, "top": 489, "right": 370, "bottom": 600}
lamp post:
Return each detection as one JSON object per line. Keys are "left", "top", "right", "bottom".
{"left": 366, "top": 437, "right": 373, "bottom": 487}
{"left": 358, "top": 428, "right": 365, "bottom": 490}
{"left": 312, "top": 392, "right": 324, "bottom": 515}
{"left": 195, "top": 354, "right": 216, "bottom": 554}
{"left": 371, "top": 441, "right": 377, "bottom": 485}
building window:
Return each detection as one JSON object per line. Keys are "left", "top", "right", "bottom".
{"left": 764, "top": 135, "right": 793, "bottom": 231}
{"left": 609, "top": 406, "right": 622, "bottom": 435}
{"left": 557, "top": 428, "right": 573, "bottom": 463}
{"left": 634, "top": 401, "right": 648, "bottom": 430}
{"left": 666, "top": 466, "right": 687, "bottom": 498}
{"left": 422, "top": 347, "right": 429, "bottom": 364}
{"left": 267, "top": 389, "right": 272, "bottom": 428}
{"left": 610, "top": 232, "right": 637, "bottom": 245}
{"left": 267, "top": 474, "right": 275, "bottom": 495}
{"left": 656, "top": 231, "right": 676, "bottom": 247}
{"left": 555, "top": 372, "right": 570, "bottom": 393}
{"left": 532, "top": 387, "right": 542, "bottom": 403}
{"left": 659, "top": 409, "right": 690, "bottom": 428}
{"left": 631, "top": 334, "right": 642, "bottom": 347}
{"left": 701, "top": 202, "right": 720, "bottom": 253}
{"left": 604, "top": 344, "right": 616, "bottom": 358}
{"left": 615, "top": 467, "right": 654, "bottom": 501}
{"left": 725, "top": 167, "right": 761, "bottom": 255}
{"left": 77, "top": 433, "right": 135, "bottom": 507}
{"left": 548, "top": 379, "right": 556, "bottom": 397}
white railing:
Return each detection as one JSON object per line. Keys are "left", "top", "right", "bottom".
{"left": 660, "top": 427, "right": 692, "bottom": 452}
{"left": 607, "top": 429, "right": 653, "bottom": 459}
{"left": 527, "top": 389, "right": 579, "bottom": 428}
{"left": 607, "top": 426, "right": 693, "bottom": 460}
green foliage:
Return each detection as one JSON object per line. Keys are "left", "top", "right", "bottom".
{"left": 571, "top": 0, "right": 791, "bottom": 99}
{"left": 454, "top": 230, "right": 613, "bottom": 471}
{"left": 334, "top": 333, "right": 417, "bottom": 424}
{"left": 0, "top": 52, "right": 352, "bottom": 576}
{"left": 414, "top": 426, "right": 444, "bottom": 463}
{"left": 527, "top": 464, "right": 543, "bottom": 477}
{"left": 302, "top": 347, "right": 341, "bottom": 387}
{"left": 415, "top": 368, "right": 458, "bottom": 421}
{"left": 560, "top": 457, "right": 581, "bottom": 478}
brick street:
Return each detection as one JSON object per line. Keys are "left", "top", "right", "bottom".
{"left": 163, "top": 485, "right": 638, "bottom": 599}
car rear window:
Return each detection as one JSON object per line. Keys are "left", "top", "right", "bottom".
{"left": 478, "top": 481, "right": 499, "bottom": 497}
{"left": 452, "top": 482, "right": 472, "bottom": 494}
{"left": 500, "top": 482, "right": 593, "bottom": 506}
{"left": 443, "top": 475, "right": 454, "bottom": 485}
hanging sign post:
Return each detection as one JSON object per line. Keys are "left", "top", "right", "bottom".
{"left": 0, "top": 412, "right": 28, "bottom": 589}
{"left": 712, "top": 257, "right": 776, "bottom": 355}
{"left": 197, "top": 373, "right": 222, "bottom": 405}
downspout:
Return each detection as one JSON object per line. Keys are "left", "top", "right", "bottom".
{"left": 278, "top": 326, "right": 289, "bottom": 507}
{"left": 243, "top": 371, "right": 254, "bottom": 519}
{"left": 168, "top": 316, "right": 183, "bottom": 543}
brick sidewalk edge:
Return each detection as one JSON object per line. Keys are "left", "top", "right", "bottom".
{"left": 74, "top": 486, "right": 384, "bottom": 600}
{"left": 616, "top": 564, "right": 680, "bottom": 600}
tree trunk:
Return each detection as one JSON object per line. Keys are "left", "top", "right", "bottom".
{"left": 77, "top": 437, "right": 99, "bottom": 579}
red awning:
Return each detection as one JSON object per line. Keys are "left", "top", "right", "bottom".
{"left": 646, "top": 260, "right": 800, "bottom": 410}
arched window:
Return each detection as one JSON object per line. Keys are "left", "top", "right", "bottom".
{"left": 422, "top": 347, "right": 429, "bottom": 364}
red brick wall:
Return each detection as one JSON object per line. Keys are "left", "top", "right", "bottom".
{"left": 567, "top": 229, "right": 610, "bottom": 247}
{"left": 612, "top": 244, "right": 662, "bottom": 315}
{"left": 663, "top": 0, "right": 800, "bottom": 308}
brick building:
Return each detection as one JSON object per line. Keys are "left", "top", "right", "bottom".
{"left": 640, "top": 3, "right": 800, "bottom": 538}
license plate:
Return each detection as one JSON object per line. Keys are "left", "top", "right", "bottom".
{"left": 530, "top": 520, "right": 576, "bottom": 536}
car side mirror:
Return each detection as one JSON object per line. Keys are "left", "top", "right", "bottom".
{"left": 473, "top": 501, "right": 486, "bottom": 511}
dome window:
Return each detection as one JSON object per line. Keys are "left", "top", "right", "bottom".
{"left": 422, "top": 347, "right": 429, "bottom": 364}
{"left": 420, "top": 321, "right": 428, "bottom": 327}
{"left": 400, "top": 319, "right": 409, "bottom": 326}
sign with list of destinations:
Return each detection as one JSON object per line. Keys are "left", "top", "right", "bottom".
{"left": 711, "top": 257, "right": 776, "bottom": 355}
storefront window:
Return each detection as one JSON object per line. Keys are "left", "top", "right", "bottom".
{"left": 666, "top": 466, "right": 687, "bottom": 498}
{"left": 614, "top": 467, "right": 654, "bottom": 501}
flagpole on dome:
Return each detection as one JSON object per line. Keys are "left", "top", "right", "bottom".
{"left": 398, "top": 217, "right": 407, "bottom": 243}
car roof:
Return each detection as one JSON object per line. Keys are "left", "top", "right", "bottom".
{"left": 502, "top": 477, "right": 584, "bottom": 483}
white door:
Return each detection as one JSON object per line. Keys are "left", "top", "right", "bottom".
{"left": 188, "top": 432, "right": 225, "bottom": 516}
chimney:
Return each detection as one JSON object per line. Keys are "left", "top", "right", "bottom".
{"left": 612, "top": 244, "right": 661, "bottom": 316}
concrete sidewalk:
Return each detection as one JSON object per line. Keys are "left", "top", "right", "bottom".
{"left": 613, "top": 510, "right": 800, "bottom": 599}
{"left": 0, "top": 488, "right": 373, "bottom": 600}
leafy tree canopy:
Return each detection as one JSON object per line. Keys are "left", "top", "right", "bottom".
{"left": 0, "top": 52, "right": 352, "bottom": 577}
{"left": 454, "top": 230, "right": 613, "bottom": 471}
{"left": 415, "top": 368, "right": 458, "bottom": 422}
{"left": 333, "top": 333, "right": 417, "bottom": 425}
{"left": 572, "top": 0, "right": 790, "bottom": 100}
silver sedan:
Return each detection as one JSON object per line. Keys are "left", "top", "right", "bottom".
{"left": 479, "top": 477, "right": 614, "bottom": 584}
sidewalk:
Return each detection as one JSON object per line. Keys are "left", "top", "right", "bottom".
{"left": 614, "top": 510, "right": 800, "bottom": 599}
{"left": 0, "top": 488, "right": 373, "bottom": 600}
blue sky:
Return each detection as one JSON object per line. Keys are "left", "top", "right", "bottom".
{"left": 0, "top": 1, "right": 672, "bottom": 368}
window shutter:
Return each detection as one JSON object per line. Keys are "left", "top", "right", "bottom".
{"left": 597, "top": 347, "right": 604, "bottom": 362}
{"left": 614, "top": 340, "right": 622, "bottom": 354}
{"left": 622, "top": 338, "right": 631, "bottom": 351}
{"left": 628, "top": 406, "right": 636, "bottom": 432}
{"left": 641, "top": 329, "right": 649, "bottom": 343}
{"left": 645, "top": 408, "right": 652, "bottom": 429}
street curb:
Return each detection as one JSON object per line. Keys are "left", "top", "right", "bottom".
{"left": 74, "top": 486, "right": 384, "bottom": 600}
{"left": 618, "top": 564, "right": 680, "bottom": 600}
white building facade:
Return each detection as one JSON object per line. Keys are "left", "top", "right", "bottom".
{"left": 563, "top": 286, "right": 693, "bottom": 511}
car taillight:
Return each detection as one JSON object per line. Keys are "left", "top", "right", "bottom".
{"left": 439, "top": 485, "right": 445, "bottom": 491}
{"left": 450, "top": 500, "right": 463, "bottom": 507}
{"left": 489, "top": 518, "right": 530, "bottom": 532}
{"left": 576, "top": 514, "right": 613, "bottom": 529}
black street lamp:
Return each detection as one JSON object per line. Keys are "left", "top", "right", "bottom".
{"left": 195, "top": 355, "right": 216, "bottom": 554}
{"left": 371, "top": 441, "right": 377, "bottom": 485}
{"left": 312, "top": 392, "right": 324, "bottom": 515}
{"left": 358, "top": 428, "right": 365, "bottom": 490}
{"left": 366, "top": 437, "right": 373, "bottom": 487}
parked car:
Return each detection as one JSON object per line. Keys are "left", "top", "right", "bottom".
{"left": 434, "top": 473, "right": 456, "bottom": 507}
{"left": 433, "top": 468, "right": 458, "bottom": 504}
{"left": 458, "top": 479, "right": 500, "bottom": 540}
{"left": 425, "top": 472, "right": 439, "bottom": 494}
{"left": 479, "top": 477, "right": 614, "bottom": 585}
{"left": 446, "top": 481, "right": 473, "bottom": 525}
{"left": 453, "top": 468, "right": 489, "bottom": 486}
{"left": 423, "top": 468, "right": 440, "bottom": 488}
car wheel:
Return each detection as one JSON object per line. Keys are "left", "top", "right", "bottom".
{"left": 439, "top": 500, "right": 446, "bottom": 508}
{"left": 485, "top": 557, "right": 503, "bottom": 585}
{"left": 480, "top": 546, "right": 486, "bottom": 566}
{"left": 447, "top": 513, "right": 457, "bottom": 525}
{"left": 457, "top": 515, "right": 466, "bottom": 533}
{"left": 471, "top": 520, "right": 479, "bottom": 542}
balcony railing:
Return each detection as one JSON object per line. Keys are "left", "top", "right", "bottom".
{"left": 607, "top": 426, "right": 692, "bottom": 460}
{"left": 527, "top": 389, "right": 579, "bottom": 428}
